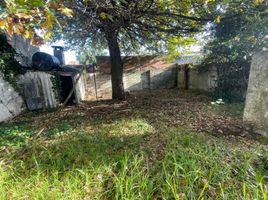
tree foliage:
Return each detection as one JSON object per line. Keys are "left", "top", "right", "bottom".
{"left": 202, "top": 0, "right": 268, "bottom": 101}
{"left": 0, "top": 0, "right": 73, "bottom": 45}
{"left": 57, "top": 0, "right": 219, "bottom": 51}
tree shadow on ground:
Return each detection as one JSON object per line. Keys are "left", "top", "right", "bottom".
{"left": 6, "top": 120, "right": 166, "bottom": 180}
{"left": 1, "top": 90, "right": 267, "bottom": 199}
{"left": 2, "top": 89, "right": 251, "bottom": 152}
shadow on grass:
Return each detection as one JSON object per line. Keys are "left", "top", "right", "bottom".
{"left": 3, "top": 115, "right": 163, "bottom": 174}
{"left": 0, "top": 118, "right": 267, "bottom": 199}
{"left": 0, "top": 121, "right": 34, "bottom": 148}
{"left": 19, "top": 131, "right": 148, "bottom": 172}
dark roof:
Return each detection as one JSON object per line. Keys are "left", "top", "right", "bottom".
{"left": 95, "top": 55, "right": 175, "bottom": 74}
{"left": 176, "top": 54, "right": 203, "bottom": 65}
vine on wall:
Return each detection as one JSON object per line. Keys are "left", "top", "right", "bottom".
{"left": 0, "top": 32, "right": 25, "bottom": 92}
{"left": 50, "top": 74, "right": 62, "bottom": 102}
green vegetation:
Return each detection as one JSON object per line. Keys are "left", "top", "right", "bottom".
{"left": 0, "top": 122, "right": 32, "bottom": 148}
{"left": 0, "top": 33, "right": 24, "bottom": 92}
{"left": 0, "top": 114, "right": 267, "bottom": 199}
{"left": 208, "top": 102, "right": 245, "bottom": 117}
{"left": 202, "top": 1, "right": 268, "bottom": 102}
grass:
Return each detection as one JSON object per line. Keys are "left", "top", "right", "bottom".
{"left": 207, "top": 102, "right": 245, "bottom": 117}
{"left": 0, "top": 90, "right": 266, "bottom": 199}
{"left": 0, "top": 116, "right": 267, "bottom": 200}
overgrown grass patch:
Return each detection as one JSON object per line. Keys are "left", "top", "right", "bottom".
{"left": 0, "top": 116, "right": 267, "bottom": 199}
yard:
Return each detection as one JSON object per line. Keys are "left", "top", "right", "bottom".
{"left": 0, "top": 90, "right": 267, "bottom": 199}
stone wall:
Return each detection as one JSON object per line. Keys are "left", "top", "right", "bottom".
{"left": 177, "top": 67, "right": 218, "bottom": 91}
{"left": 244, "top": 51, "right": 268, "bottom": 136}
{"left": 85, "top": 66, "right": 216, "bottom": 99}
{"left": 0, "top": 73, "right": 25, "bottom": 122}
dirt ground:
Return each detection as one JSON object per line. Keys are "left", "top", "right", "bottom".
{"left": 14, "top": 89, "right": 248, "bottom": 138}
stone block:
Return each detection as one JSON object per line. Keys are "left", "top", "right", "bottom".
{"left": 0, "top": 73, "right": 25, "bottom": 122}
{"left": 244, "top": 51, "right": 268, "bottom": 136}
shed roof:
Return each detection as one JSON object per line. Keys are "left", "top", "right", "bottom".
{"left": 95, "top": 55, "right": 175, "bottom": 74}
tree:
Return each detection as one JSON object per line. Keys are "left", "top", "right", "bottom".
{"left": 202, "top": 0, "right": 268, "bottom": 101}
{"left": 54, "top": 0, "right": 222, "bottom": 100}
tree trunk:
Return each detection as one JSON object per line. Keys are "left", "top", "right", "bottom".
{"left": 106, "top": 31, "right": 125, "bottom": 100}
{"left": 184, "top": 64, "right": 190, "bottom": 90}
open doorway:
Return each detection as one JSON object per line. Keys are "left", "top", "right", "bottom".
{"left": 60, "top": 75, "right": 76, "bottom": 105}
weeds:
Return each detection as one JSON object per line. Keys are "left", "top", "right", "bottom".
{"left": 0, "top": 92, "right": 267, "bottom": 199}
{"left": 0, "top": 117, "right": 267, "bottom": 199}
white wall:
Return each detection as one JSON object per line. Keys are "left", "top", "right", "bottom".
{"left": 0, "top": 73, "right": 25, "bottom": 122}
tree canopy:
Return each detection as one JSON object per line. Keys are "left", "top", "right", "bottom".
{"left": 0, "top": 0, "right": 73, "bottom": 45}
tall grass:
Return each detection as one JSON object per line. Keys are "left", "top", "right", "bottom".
{"left": 0, "top": 118, "right": 267, "bottom": 199}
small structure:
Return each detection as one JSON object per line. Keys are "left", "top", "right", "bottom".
{"left": 19, "top": 47, "right": 86, "bottom": 111}
{"left": 18, "top": 71, "right": 86, "bottom": 111}
{"left": 244, "top": 50, "right": 268, "bottom": 136}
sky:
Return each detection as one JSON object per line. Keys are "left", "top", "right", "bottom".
{"left": 40, "top": 44, "right": 78, "bottom": 64}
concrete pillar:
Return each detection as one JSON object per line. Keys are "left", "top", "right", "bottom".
{"left": 244, "top": 50, "right": 268, "bottom": 136}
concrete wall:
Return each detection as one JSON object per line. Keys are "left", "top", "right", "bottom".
{"left": 151, "top": 67, "right": 178, "bottom": 89}
{"left": 244, "top": 51, "right": 268, "bottom": 136}
{"left": 85, "top": 66, "right": 216, "bottom": 99}
{"left": 0, "top": 73, "right": 25, "bottom": 122}
{"left": 7, "top": 34, "right": 39, "bottom": 66}
{"left": 189, "top": 69, "right": 218, "bottom": 91}
{"left": 85, "top": 67, "right": 178, "bottom": 99}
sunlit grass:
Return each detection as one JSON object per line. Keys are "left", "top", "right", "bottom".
{"left": 0, "top": 117, "right": 267, "bottom": 199}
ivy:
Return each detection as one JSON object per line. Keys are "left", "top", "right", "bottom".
{"left": 0, "top": 32, "right": 25, "bottom": 93}
{"left": 50, "top": 73, "right": 62, "bottom": 102}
